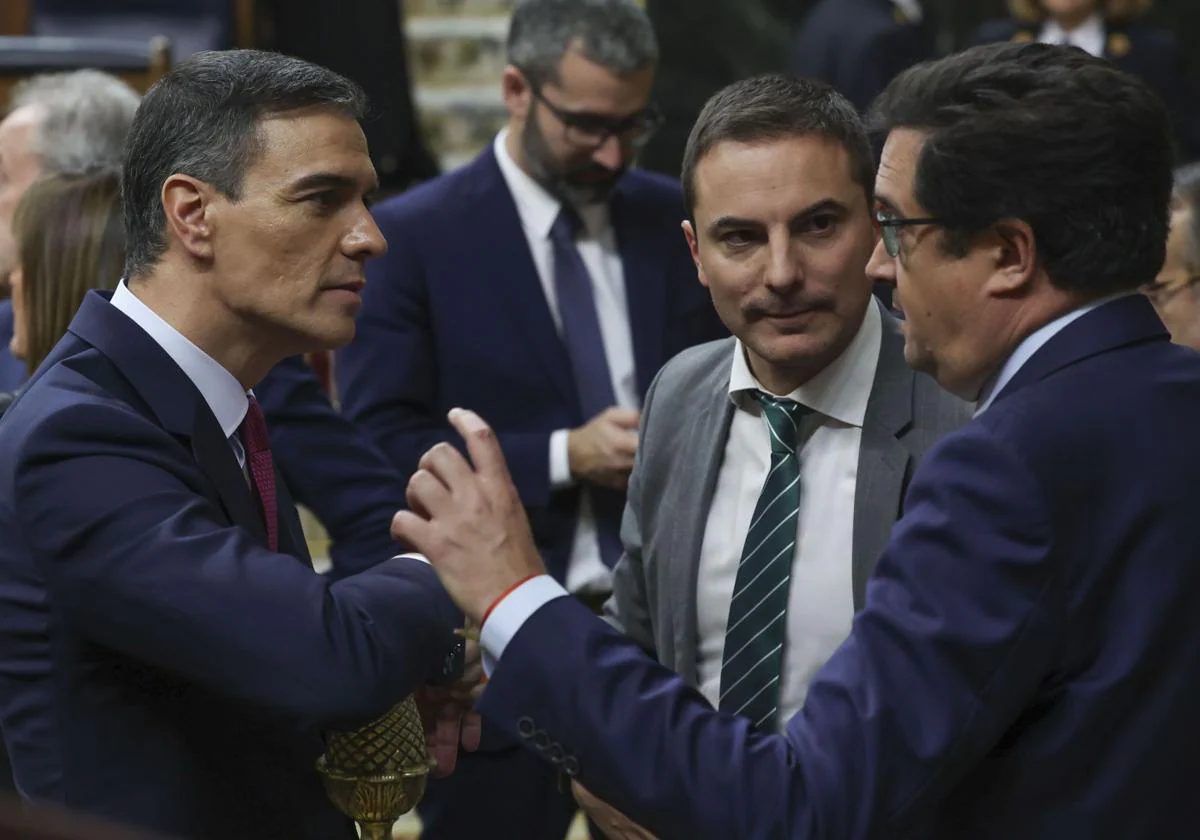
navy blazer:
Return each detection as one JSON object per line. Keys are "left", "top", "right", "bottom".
{"left": 0, "top": 301, "right": 23, "bottom": 393}
{"left": 788, "top": 0, "right": 936, "bottom": 114}
{"left": 337, "top": 146, "right": 725, "bottom": 580}
{"left": 478, "top": 295, "right": 1200, "bottom": 838}
{"left": 0, "top": 292, "right": 461, "bottom": 840}
{"left": 253, "top": 354, "right": 406, "bottom": 578}
{"left": 971, "top": 18, "right": 1200, "bottom": 163}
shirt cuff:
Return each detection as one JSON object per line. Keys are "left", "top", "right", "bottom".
{"left": 549, "top": 428, "right": 574, "bottom": 490}
{"left": 390, "top": 553, "right": 431, "bottom": 565}
{"left": 480, "top": 575, "right": 570, "bottom": 675}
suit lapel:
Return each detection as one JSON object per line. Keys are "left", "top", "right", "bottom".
{"left": 853, "top": 305, "right": 913, "bottom": 610}
{"left": 190, "top": 405, "right": 273, "bottom": 549}
{"left": 466, "top": 149, "right": 576, "bottom": 409}
{"left": 611, "top": 184, "right": 668, "bottom": 397}
{"left": 670, "top": 344, "right": 735, "bottom": 684}
{"left": 276, "top": 471, "right": 314, "bottom": 567}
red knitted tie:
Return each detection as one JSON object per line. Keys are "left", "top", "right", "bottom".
{"left": 238, "top": 395, "right": 278, "bottom": 552}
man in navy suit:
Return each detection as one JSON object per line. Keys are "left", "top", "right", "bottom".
{"left": 337, "top": 0, "right": 724, "bottom": 835}
{"left": 398, "top": 42, "right": 1200, "bottom": 838}
{"left": 0, "top": 301, "right": 21, "bottom": 392}
{"left": 0, "top": 51, "right": 478, "bottom": 840}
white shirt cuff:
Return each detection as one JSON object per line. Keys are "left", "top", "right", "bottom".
{"left": 550, "top": 428, "right": 574, "bottom": 490}
{"left": 480, "top": 575, "right": 570, "bottom": 675}
{"left": 390, "top": 553, "right": 431, "bottom": 565}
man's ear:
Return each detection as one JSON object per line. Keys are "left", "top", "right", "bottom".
{"left": 983, "top": 218, "right": 1038, "bottom": 297}
{"left": 161, "top": 174, "right": 216, "bottom": 262}
{"left": 682, "top": 220, "right": 709, "bottom": 289}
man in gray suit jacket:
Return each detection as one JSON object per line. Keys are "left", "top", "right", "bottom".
{"left": 578, "top": 74, "right": 968, "bottom": 835}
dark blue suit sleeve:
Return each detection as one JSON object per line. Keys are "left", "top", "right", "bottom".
{"left": 477, "top": 425, "right": 1060, "bottom": 838}
{"left": 255, "top": 355, "right": 406, "bottom": 578}
{"left": 13, "top": 399, "right": 460, "bottom": 731}
{"left": 337, "top": 209, "right": 555, "bottom": 507}
{"left": 0, "top": 301, "right": 25, "bottom": 393}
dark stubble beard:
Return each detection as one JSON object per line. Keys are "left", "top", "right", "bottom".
{"left": 521, "top": 105, "right": 626, "bottom": 208}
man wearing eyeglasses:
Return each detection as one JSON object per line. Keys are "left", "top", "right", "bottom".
{"left": 1143, "top": 162, "right": 1200, "bottom": 349}
{"left": 336, "top": 0, "right": 724, "bottom": 837}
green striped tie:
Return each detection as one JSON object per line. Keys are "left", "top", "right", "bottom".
{"left": 719, "top": 392, "right": 810, "bottom": 731}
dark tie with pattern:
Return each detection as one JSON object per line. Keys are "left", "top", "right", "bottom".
{"left": 239, "top": 395, "right": 279, "bottom": 552}
{"left": 549, "top": 206, "right": 623, "bottom": 567}
{"left": 719, "top": 392, "right": 811, "bottom": 731}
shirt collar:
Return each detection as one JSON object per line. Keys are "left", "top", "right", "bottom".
{"left": 1040, "top": 13, "right": 1105, "bottom": 56}
{"left": 974, "top": 295, "right": 1122, "bottom": 416}
{"left": 492, "top": 128, "right": 609, "bottom": 239}
{"left": 728, "top": 298, "right": 883, "bottom": 427}
{"left": 109, "top": 280, "right": 249, "bottom": 439}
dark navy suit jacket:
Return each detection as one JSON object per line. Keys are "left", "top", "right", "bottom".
{"left": 0, "top": 301, "right": 23, "bottom": 394}
{"left": 252, "top": 354, "right": 406, "bottom": 578}
{"left": 788, "top": 0, "right": 936, "bottom": 114}
{"left": 972, "top": 18, "right": 1200, "bottom": 163}
{"left": 478, "top": 295, "right": 1200, "bottom": 838}
{"left": 337, "top": 146, "right": 725, "bottom": 581}
{"left": 0, "top": 292, "right": 460, "bottom": 840}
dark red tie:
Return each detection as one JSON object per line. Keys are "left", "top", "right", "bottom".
{"left": 238, "top": 395, "right": 278, "bottom": 552}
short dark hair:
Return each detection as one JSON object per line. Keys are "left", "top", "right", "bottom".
{"left": 122, "top": 50, "right": 368, "bottom": 278}
{"left": 681, "top": 75, "right": 875, "bottom": 220}
{"left": 869, "top": 42, "right": 1174, "bottom": 297}
{"left": 507, "top": 0, "right": 658, "bottom": 88}
{"left": 1172, "top": 163, "right": 1200, "bottom": 271}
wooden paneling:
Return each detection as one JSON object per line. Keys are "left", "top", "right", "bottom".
{"left": 0, "top": 0, "right": 31, "bottom": 36}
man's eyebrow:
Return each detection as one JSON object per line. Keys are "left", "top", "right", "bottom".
{"left": 706, "top": 198, "right": 848, "bottom": 237}
{"left": 874, "top": 193, "right": 899, "bottom": 213}
{"left": 287, "top": 172, "right": 379, "bottom": 194}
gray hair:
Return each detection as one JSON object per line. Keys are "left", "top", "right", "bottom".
{"left": 9, "top": 70, "right": 141, "bottom": 176}
{"left": 1173, "top": 163, "right": 1200, "bottom": 271}
{"left": 507, "top": 0, "right": 658, "bottom": 86}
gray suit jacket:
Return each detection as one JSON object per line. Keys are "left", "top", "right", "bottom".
{"left": 605, "top": 302, "right": 970, "bottom": 684}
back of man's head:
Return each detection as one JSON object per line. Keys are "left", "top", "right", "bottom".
{"left": 681, "top": 74, "right": 874, "bottom": 220}
{"left": 9, "top": 70, "right": 140, "bottom": 176}
{"left": 506, "top": 0, "right": 658, "bottom": 85}
{"left": 121, "top": 49, "right": 367, "bottom": 280}
{"left": 869, "top": 41, "right": 1174, "bottom": 297}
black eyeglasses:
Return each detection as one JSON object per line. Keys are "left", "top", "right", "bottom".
{"left": 527, "top": 84, "right": 663, "bottom": 150}
{"left": 875, "top": 209, "right": 942, "bottom": 257}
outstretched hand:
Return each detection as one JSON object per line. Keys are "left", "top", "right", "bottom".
{"left": 392, "top": 409, "right": 546, "bottom": 624}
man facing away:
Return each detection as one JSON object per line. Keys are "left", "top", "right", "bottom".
{"left": 336, "top": 0, "right": 724, "bottom": 836}
{"left": 398, "top": 41, "right": 1200, "bottom": 839}
{"left": 0, "top": 52, "right": 476, "bottom": 840}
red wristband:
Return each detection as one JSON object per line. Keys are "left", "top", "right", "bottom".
{"left": 480, "top": 574, "right": 541, "bottom": 629}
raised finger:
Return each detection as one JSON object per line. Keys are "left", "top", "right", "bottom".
{"left": 448, "top": 408, "right": 511, "bottom": 484}
{"left": 391, "top": 509, "right": 435, "bottom": 553}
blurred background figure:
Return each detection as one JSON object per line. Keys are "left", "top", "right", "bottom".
{"left": 6, "top": 169, "right": 123, "bottom": 384}
{"left": 1144, "top": 163, "right": 1200, "bottom": 349}
{"left": 786, "top": 0, "right": 937, "bottom": 115}
{"left": 971, "top": 0, "right": 1200, "bottom": 162}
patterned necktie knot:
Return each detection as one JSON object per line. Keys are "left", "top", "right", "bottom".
{"left": 751, "top": 392, "right": 810, "bottom": 456}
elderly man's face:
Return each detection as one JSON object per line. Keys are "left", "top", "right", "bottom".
{"left": 0, "top": 105, "right": 46, "bottom": 289}
{"left": 1145, "top": 199, "right": 1200, "bottom": 350}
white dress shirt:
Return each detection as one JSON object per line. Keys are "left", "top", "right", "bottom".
{"left": 1039, "top": 13, "right": 1105, "bottom": 57}
{"left": 109, "top": 281, "right": 250, "bottom": 466}
{"left": 974, "top": 296, "right": 1118, "bottom": 415}
{"left": 694, "top": 301, "right": 880, "bottom": 731}
{"left": 891, "top": 0, "right": 923, "bottom": 23}
{"left": 492, "top": 129, "right": 638, "bottom": 595}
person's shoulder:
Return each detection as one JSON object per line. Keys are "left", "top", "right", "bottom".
{"left": 619, "top": 168, "right": 685, "bottom": 212}
{"left": 968, "top": 18, "right": 1028, "bottom": 47}
{"left": 1115, "top": 19, "right": 1182, "bottom": 58}
{"left": 911, "top": 369, "right": 972, "bottom": 436}
{"left": 653, "top": 337, "right": 735, "bottom": 399}
{"left": 370, "top": 149, "right": 497, "bottom": 229}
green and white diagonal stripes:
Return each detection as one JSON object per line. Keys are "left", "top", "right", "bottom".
{"left": 718, "top": 392, "right": 810, "bottom": 732}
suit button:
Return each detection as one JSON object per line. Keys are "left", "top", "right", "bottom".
{"left": 563, "top": 755, "right": 580, "bottom": 777}
{"left": 548, "top": 743, "right": 565, "bottom": 765}
{"left": 533, "top": 730, "right": 551, "bottom": 752}
{"left": 517, "top": 717, "right": 535, "bottom": 739}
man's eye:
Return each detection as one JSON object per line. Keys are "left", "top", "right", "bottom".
{"left": 807, "top": 214, "right": 837, "bottom": 233}
{"left": 306, "top": 192, "right": 339, "bottom": 211}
